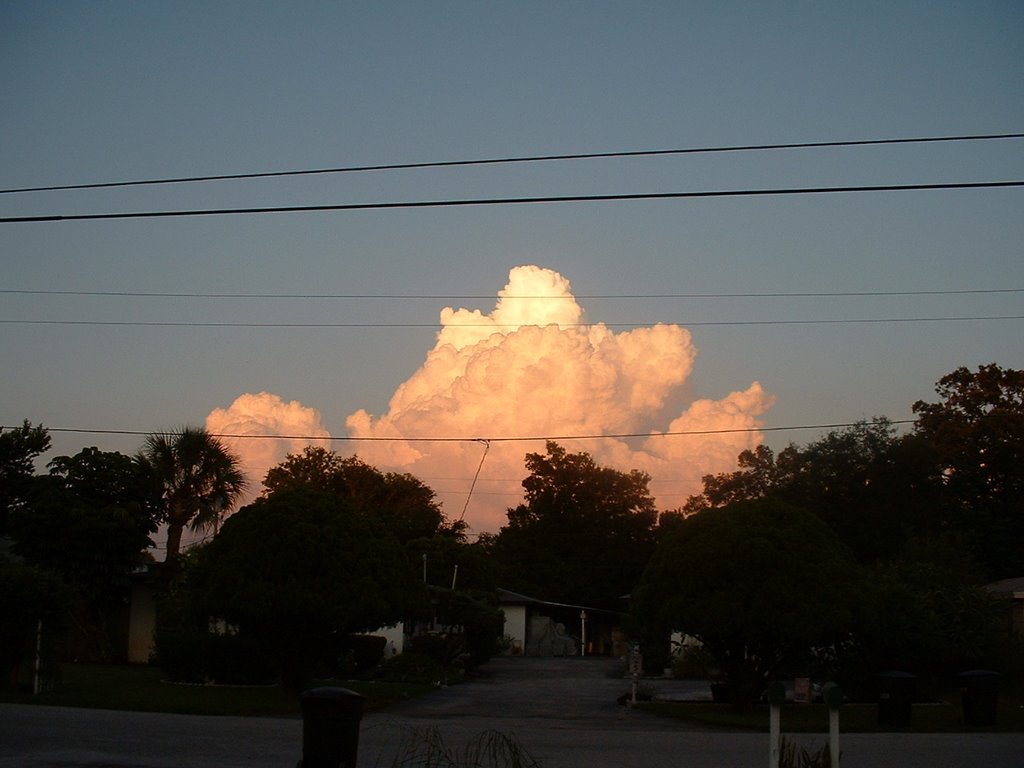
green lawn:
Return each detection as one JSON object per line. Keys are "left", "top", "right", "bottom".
{"left": 637, "top": 695, "right": 1024, "bottom": 733}
{"left": 0, "top": 663, "right": 435, "bottom": 717}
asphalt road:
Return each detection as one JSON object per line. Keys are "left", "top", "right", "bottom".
{"left": 1, "top": 657, "right": 1021, "bottom": 767}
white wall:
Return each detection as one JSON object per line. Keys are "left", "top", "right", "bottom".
{"left": 372, "top": 623, "right": 405, "bottom": 656}
{"left": 502, "top": 605, "right": 527, "bottom": 655}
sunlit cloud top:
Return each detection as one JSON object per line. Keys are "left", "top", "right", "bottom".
{"left": 205, "top": 392, "right": 331, "bottom": 505}
{"left": 207, "top": 266, "right": 774, "bottom": 530}
{"left": 343, "top": 265, "right": 775, "bottom": 530}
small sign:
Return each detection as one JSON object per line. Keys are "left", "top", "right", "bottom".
{"left": 629, "top": 645, "right": 642, "bottom": 676}
{"left": 794, "top": 677, "right": 811, "bottom": 704}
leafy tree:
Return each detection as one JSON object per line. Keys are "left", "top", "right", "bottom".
{"left": 181, "top": 488, "right": 419, "bottom": 689}
{"left": 912, "top": 363, "right": 1024, "bottom": 579}
{"left": 681, "top": 444, "right": 796, "bottom": 515}
{"left": 8, "top": 447, "right": 157, "bottom": 660}
{"left": 0, "top": 421, "right": 50, "bottom": 537}
{"left": 682, "top": 419, "right": 946, "bottom": 564}
{"left": 494, "top": 442, "right": 658, "bottom": 610}
{"left": 413, "top": 588, "right": 506, "bottom": 670}
{"left": 855, "top": 559, "right": 1004, "bottom": 682}
{"left": 405, "top": 531, "right": 504, "bottom": 669}
{"left": 784, "top": 419, "right": 938, "bottom": 562}
{"left": 414, "top": 530, "right": 498, "bottom": 595}
{"left": 264, "top": 446, "right": 449, "bottom": 544}
{"left": 631, "top": 498, "right": 862, "bottom": 707}
{"left": 138, "top": 427, "right": 246, "bottom": 567}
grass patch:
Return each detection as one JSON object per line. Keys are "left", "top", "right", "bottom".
{"left": 0, "top": 663, "right": 435, "bottom": 717}
{"left": 637, "top": 695, "right": 1024, "bottom": 733}
{"left": 389, "top": 727, "right": 542, "bottom": 768}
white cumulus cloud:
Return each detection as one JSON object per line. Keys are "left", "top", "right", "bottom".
{"left": 345, "top": 265, "right": 776, "bottom": 531}
{"left": 205, "top": 392, "right": 331, "bottom": 504}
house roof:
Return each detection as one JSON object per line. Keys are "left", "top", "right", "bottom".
{"left": 497, "top": 588, "right": 620, "bottom": 616}
{"left": 985, "top": 577, "right": 1024, "bottom": 598}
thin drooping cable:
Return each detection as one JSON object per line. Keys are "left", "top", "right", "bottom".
{"left": 2, "top": 315, "right": 1020, "bottom": 328}
{"left": 458, "top": 439, "right": 491, "bottom": 522}
{"left": 3, "top": 132, "right": 1020, "bottom": 195}
{"left": 9, "top": 420, "right": 918, "bottom": 443}
{"left": 3, "top": 180, "right": 1021, "bottom": 223}
{"left": 1, "top": 287, "right": 1020, "bottom": 299}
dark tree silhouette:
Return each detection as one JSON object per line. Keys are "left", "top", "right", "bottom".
{"left": 138, "top": 427, "right": 246, "bottom": 567}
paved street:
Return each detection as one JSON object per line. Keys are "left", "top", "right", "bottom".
{"left": 1, "top": 657, "right": 1021, "bottom": 767}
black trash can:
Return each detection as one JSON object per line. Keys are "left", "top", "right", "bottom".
{"left": 957, "top": 670, "right": 999, "bottom": 726}
{"left": 877, "top": 671, "right": 916, "bottom": 727}
{"left": 300, "top": 687, "right": 364, "bottom": 768}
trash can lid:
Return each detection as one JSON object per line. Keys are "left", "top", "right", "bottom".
{"left": 301, "top": 686, "right": 364, "bottom": 700}
{"left": 956, "top": 669, "right": 999, "bottom": 678}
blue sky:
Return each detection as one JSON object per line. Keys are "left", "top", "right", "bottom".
{"left": 2, "top": 2, "right": 1022, "bottom": 529}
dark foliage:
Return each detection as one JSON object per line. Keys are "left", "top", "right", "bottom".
{"left": 181, "top": 488, "right": 418, "bottom": 689}
{"left": 494, "top": 442, "right": 657, "bottom": 610}
{"left": 632, "top": 498, "right": 862, "bottom": 707}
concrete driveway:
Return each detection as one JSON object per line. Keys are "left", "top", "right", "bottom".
{"left": 2, "top": 657, "right": 1022, "bottom": 767}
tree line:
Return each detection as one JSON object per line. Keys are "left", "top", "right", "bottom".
{"left": 2, "top": 363, "right": 1021, "bottom": 702}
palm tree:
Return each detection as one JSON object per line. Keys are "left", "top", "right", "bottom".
{"left": 139, "top": 427, "right": 246, "bottom": 566}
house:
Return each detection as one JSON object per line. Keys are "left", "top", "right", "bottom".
{"left": 986, "top": 576, "right": 1024, "bottom": 639}
{"left": 127, "top": 571, "right": 157, "bottom": 663}
{"left": 498, "top": 588, "right": 628, "bottom": 657}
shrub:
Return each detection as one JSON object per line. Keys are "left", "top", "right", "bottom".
{"left": 344, "top": 634, "right": 388, "bottom": 677}
{"left": 672, "top": 643, "right": 718, "bottom": 679}
{"left": 378, "top": 651, "right": 449, "bottom": 685}
{"left": 388, "top": 727, "right": 541, "bottom": 768}
{"left": 779, "top": 736, "right": 837, "bottom": 768}
{"left": 206, "top": 632, "right": 275, "bottom": 685}
{"left": 410, "top": 632, "right": 464, "bottom": 667}
{"left": 0, "top": 560, "right": 69, "bottom": 692}
{"left": 151, "top": 573, "right": 212, "bottom": 684}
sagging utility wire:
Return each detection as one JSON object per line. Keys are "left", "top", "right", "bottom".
{"left": 458, "top": 439, "right": 491, "bottom": 522}
{"left": 3, "top": 180, "right": 1022, "bottom": 224}
{"left": 2, "top": 131, "right": 1021, "bottom": 195}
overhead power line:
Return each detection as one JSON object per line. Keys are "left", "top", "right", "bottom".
{"left": 3, "top": 180, "right": 1021, "bottom": 223}
{"left": 1, "top": 288, "right": 1021, "bottom": 300}
{"left": 2, "top": 315, "right": 1020, "bottom": 328}
{"left": 6, "top": 420, "right": 918, "bottom": 443}
{"left": 2, "top": 131, "right": 1021, "bottom": 195}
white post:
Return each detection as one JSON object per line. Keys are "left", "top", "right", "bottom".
{"left": 579, "top": 611, "right": 587, "bottom": 656}
{"left": 769, "top": 704, "right": 780, "bottom": 768}
{"left": 767, "top": 681, "right": 785, "bottom": 768}
{"left": 824, "top": 682, "right": 842, "bottom": 768}
{"left": 829, "top": 708, "right": 839, "bottom": 768}
{"left": 629, "top": 644, "right": 641, "bottom": 706}
{"left": 33, "top": 619, "right": 42, "bottom": 695}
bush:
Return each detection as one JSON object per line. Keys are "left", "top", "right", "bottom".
{"left": 779, "top": 737, "right": 837, "bottom": 768}
{"left": 378, "top": 651, "right": 450, "bottom": 685}
{"left": 446, "top": 591, "right": 504, "bottom": 669}
{"left": 672, "top": 643, "right": 718, "bottom": 679}
{"left": 344, "top": 634, "right": 388, "bottom": 677}
{"left": 206, "top": 633, "right": 275, "bottom": 685}
{"left": 152, "top": 616, "right": 207, "bottom": 683}
{"left": 410, "top": 632, "right": 464, "bottom": 667}
{"left": 388, "top": 727, "right": 541, "bottom": 768}
{"left": 0, "top": 560, "right": 69, "bottom": 692}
